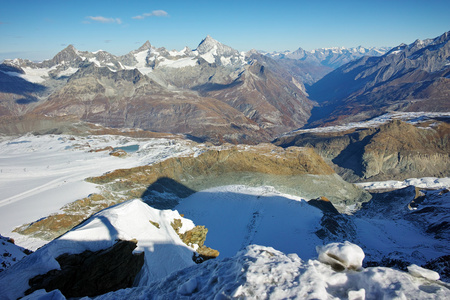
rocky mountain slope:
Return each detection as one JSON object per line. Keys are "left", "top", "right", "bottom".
{"left": 0, "top": 36, "right": 313, "bottom": 143}
{"left": 274, "top": 114, "right": 450, "bottom": 182}
{"left": 306, "top": 31, "right": 450, "bottom": 126}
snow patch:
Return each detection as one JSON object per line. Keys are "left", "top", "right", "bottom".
{"left": 282, "top": 112, "right": 450, "bottom": 136}
{"left": 408, "top": 264, "right": 440, "bottom": 281}
{"left": 158, "top": 57, "right": 197, "bottom": 68}
{"left": 356, "top": 177, "right": 450, "bottom": 191}
{"left": 317, "top": 241, "right": 364, "bottom": 270}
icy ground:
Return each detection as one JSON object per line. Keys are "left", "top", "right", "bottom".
{"left": 176, "top": 185, "right": 323, "bottom": 259}
{"left": 356, "top": 177, "right": 450, "bottom": 191}
{"left": 282, "top": 111, "right": 450, "bottom": 136}
{"left": 174, "top": 184, "right": 450, "bottom": 269}
{"left": 0, "top": 134, "right": 200, "bottom": 249}
{"left": 91, "top": 244, "right": 449, "bottom": 300}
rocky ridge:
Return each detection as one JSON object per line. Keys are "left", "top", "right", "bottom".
{"left": 274, "top": 118, "right": 450, "bottom": 182}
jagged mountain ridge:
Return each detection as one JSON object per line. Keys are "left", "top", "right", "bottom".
{"left": 0, "top": 36, "right": 312, "bottom": 143}
{"left": 264, "top": 45, "right": 391, "bottom": 82}
{"left": 306, "top": 31, "right": 450, "bottom": 126}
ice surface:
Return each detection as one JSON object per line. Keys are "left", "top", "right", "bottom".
{"left": 158, "top": 57, "right": 198, "bottom": 68}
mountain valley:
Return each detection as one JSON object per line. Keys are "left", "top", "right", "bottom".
{"left": 0, "top": 30, "right": 449, "bottom": 299}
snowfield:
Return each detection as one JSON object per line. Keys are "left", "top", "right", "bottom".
{"left": 0, "top": 134, "right": 199, "bottom": 250}
{"left": 282, "top": 111, "right": 450, "bottom": 136}
{"left": 176, "top": 185, "right": 323, "bottom": 260}
{"left": 356, "top": 177, "right": 450, "bottom": 190}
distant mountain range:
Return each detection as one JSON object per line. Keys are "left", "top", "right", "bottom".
{"left": 264, "top": 46, "right": 391, "bottom": 69}
{"left": 306, "top": 31, "right": 450, "bottom": 126}
{"left": 0, "top": 36, "right": 314, "bottom": 143}
{"left": 0, "top": 31, "right": 449, "bottom": 142}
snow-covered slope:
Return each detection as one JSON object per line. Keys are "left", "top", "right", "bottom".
{"left": 93, "top": 244, "right": 449, "bottom": 300}
{"left": 0, "top": 235, "right": 30, "bottom": 273}
{"left": 2, "top": 198, "right": 448, "bottom": 299}
{"left": 175, "top": 184, "right": 450, "bottom": 274}
{"left": 0, "top": 199, "right": 196, "bottom": 299}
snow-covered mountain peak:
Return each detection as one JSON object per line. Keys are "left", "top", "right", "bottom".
{"left": 194, "top": 35, "right": 245, "bottom": 66}
{"left": 196, "top": 35, "right": 237, "bottom": 56}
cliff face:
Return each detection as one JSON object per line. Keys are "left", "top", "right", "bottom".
{"left": 274, "top": 119, "right": 450, "bottom": 182}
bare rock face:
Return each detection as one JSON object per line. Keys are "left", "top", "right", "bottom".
{"left": 275, "top": 119, "right": 450, "bottom": 182}
{"left": 308, "top": 197, "right": 356, "bottom": 241}
{"left": 25, "top": 239, "right": 144, "bottom": 298}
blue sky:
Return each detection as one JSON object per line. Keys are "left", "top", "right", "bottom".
{"left": 1, "top": 0, "right": 449, "bottom": 61}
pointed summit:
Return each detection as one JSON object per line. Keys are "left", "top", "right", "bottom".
{"left": 51, "top": 44, "right": 82, "bottom": 65}
{"left": 195, "top": 35, "right": 239, "bottom": 57}
{"left": 137, "top": 40, "right": 153, "bottom": 52}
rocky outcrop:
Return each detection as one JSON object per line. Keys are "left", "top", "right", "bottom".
{"left": 308, "top": 197, "right": 356, "bottom": 241}
{"left": 25, "top": 239, "right": 144, "bottom": 298}
{"left": 275, "top": 119, "right": 450, "bottom": 182}
{"left": 171, "top": 220, "right": 220, "bottom": 263}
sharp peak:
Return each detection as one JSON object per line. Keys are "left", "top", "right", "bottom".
{"left": 137, "top": 40, "right": 153, "bottom": 51}
{"left": 61, "top": 44, "right": 78, "bottom": 52}
{"left": 198, "top": 35, "right": 223, "bottom": 46}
